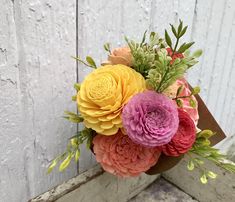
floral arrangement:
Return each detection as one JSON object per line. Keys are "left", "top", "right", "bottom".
{"left": 48, "top": 21, "right": 235, "bottom": 184}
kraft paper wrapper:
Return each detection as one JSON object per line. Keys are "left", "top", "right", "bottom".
{"left": 146, "top": 93, "right": 226, "bottom": 175}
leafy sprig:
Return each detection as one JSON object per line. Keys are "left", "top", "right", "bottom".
{"left": 47, "top": 128, "right": 94, "bottom": 173}
{"left": 186, "top": 130, "right": 235, "bottom": 184}
{"left": 173, "top": 86, "right": 200, "bottom": 108}
{"left": 125, "top": 32, "right": 165, "bottom": 77}
{"left": 63, "top": 111, "right": 83, "bottom": 123}
{"left": 155, "top": 20, "right": 198, "bottom": 93}
{"left": 72, "top": 56, "right": 97, "bottom": 69}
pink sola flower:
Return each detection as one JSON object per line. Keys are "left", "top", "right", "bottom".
{"left": 122, "top": 90, "right": 179, "bottom": 147}
{"left": 93, "top": 131, "right": 161, "bottom": 177}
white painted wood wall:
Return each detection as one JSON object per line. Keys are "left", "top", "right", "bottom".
{"left": 0, "top": 0, "right": 234, "bottom": 201}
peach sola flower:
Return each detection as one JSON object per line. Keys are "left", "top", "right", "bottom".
{"left": 122, "top": 90, "right": 179, "bottom": 147}
{"left": 160, "top": 109, "right": 196, "bottom": 156}
{"left": 93, "top": 130, "right": 161, "bottom": 177}
{"left": 77, "top": 64, "right": 146, "bottom": 135}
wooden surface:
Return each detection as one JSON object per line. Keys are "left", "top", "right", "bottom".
{"left": 163, "top": 156, "right": 235, "bottom": 202}
{"left": 30, "top": 165, "right": 160, "bottom": 202}
{"left": 0, "top": 0, "right": 235, "bottom": 201}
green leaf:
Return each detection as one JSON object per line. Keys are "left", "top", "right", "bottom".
{"left": 70, "top": 138, "right": 78, "bottom": 147}
{"left": 179, "top": 26, "right": 188, "bottom": 37}
{"left": 178, "top": 20, "right": 183, "bottom": 35}
{"left": 197, "top": 130, "right": 214, "bottom": 139}
{"left": 165, "top": 30, "right": 172, "bottom": 48}
{"left": 189, "top": 98, "right": 196, "bottom": 108}
{"left": 193, "top": 49, "right": 203, "bottom": 58}
{"left": 176, "top": 85, "right": 184, "bottom": 96}
{"left": 47, "top": 160, "right": 57, "bottom": 174}
{"left": 59, "top": 153, "right": 72, "bottom": 172}
{"left": 178, "top": 42, "right": 195, "bottom": 53}
{"left": 187, "top": 160, "right": 195, "bottom": 171}
{"left": 191, "top": 86, "right": 200, "bottom": 95}
{"left": 141, "top": 30, "right": 148, "bottom": 45}
{"left": 74, "top": 83, "right": 81, "bottom": 91}
{"left": 170, "top": 24, "right": 178, "bottom": 38}
{"left": 75, "top": 149, "right": 80, "bottom": 162}
{"left": 72, "top": 95, "right": 77, "bottom": 101}
{"left": 86, "top": 136, "right": 92, "bottom": 149}
{"left": 64, "top": 111, "right": 84, "bottom": 123}
{"left": 200, "top": 174, "right": 208, "bottom": 184}
{"left": 104, "top": 43, "right": 111, "bottom": 53}
{"left": 86, "top": 56, "right": 97, "bottom": 68}
{"left": 176, "top": 99, "right": 183, "bottom": 108}
{"left": 207, "top": 171, "right": 217, "bottom": 179}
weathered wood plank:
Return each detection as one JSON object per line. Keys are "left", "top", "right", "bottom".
{"left": 29, "top": 165, "right": 160, "bottom": 202}
{"left": 187, "top": 0, "right": 235, "bottom": 152}
{"left": 1, "top": 0, "right": 77, "bottom": 201}
{"left": 0, "top": 0, "right": 27, "bottom": 201}
{"left": 163, "top": 156, "right": 235, "bottom": 202}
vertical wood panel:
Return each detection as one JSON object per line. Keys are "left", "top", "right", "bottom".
{"left": 187, "top": 0, "right": 235, "bottom": 152}
{"left": 1, "top": 0, "right": 77, "bottom": 201}
{"left": 0, "top": 0, "right": 26, "bottom": 201}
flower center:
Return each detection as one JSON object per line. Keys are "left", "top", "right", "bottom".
{"left": 88, "top": 75, "right": 114, "bottom": 100}
{"left": 145, "top": 107, "right": 169, "bottom": 130}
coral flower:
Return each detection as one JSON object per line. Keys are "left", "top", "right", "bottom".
{"left": 122, "top": 90, "right": 179, "bottom": 147}
{"left": 93, "top": 130, "right": 161, "bottom": 177}
{"left": 161, "top": 109, "right": 196, "bottom": 156}
{"left": 77, "top": 64, "right": 146, "bottom": 135}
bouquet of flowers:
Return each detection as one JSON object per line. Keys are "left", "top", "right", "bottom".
{"left": 48, "top": 21, "right": 235, "bottom": 184}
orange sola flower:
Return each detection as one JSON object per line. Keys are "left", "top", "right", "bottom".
{"left": 77, "top": 64, "right": 146, "bottom": 135}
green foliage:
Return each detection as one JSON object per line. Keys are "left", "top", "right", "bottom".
{"left": 125, "top": 32, "right": 165, "bottom": 77}
{"left": 185, "top": 129, "right": 235, "bottom": 184}
{"left": 189, "top": 98, "right": 196, "bottom": 108}
{"left": 125, "top": 20, "right": 202, "bottom": 92}
{"left": 176, "top": 85, "right": 184, "bottom": 97}
{"left": 191, "top": 86, "right": 200, "bottom": 95}
{"left": 47, "top": 128, "right": 94, "bottom": 173}
{"left": 63, "top": 111, "right": 84, "bottom": 123}
{"left": 171, "top": 85, "right": 200, "bottom": 108}
{"left": 86, "top": 56, "right": 97, "bottom": 68}
{"left": 74, "top": 83, "right": 81, "bottom": 91}
{"left": 104, "top": 43, "right": 111, "bottom": 54}
{"left": 72, "top": 56, "right": 97, "bottom": 69}
{"left": 176, "top": 99, "right": 183, "bottom": 108}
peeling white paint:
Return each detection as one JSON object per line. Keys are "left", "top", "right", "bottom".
{"left": 0, "top": 0, "right": 235, "bottom": 201}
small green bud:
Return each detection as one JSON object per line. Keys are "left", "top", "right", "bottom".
{"left": 189, "top": 98, "right": 196, "bottom": 108}
{"left": 187, "top": 160, "right": 195, "bottom": 171}
{"left": 207, "top": 171, "right": 217, "bottom": 179}
{"left": 47, "top": 160, "right": 57, "bottom": 174}
{"left": 74, "top": 83, "right": 81, "bottom": 91}
{"left": 59, "top": 153, "right": 72, "bottom": 172}
{"left": 200, "top": 174, "right": 208, "bottom": 184}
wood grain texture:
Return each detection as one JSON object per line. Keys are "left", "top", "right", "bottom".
{"left": 0, "top": 0, "right": 77, "bottom": 201}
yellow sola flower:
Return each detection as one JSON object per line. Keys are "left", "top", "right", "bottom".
{"left": 77, "top": 64, "right": 146, "bottom": 135}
